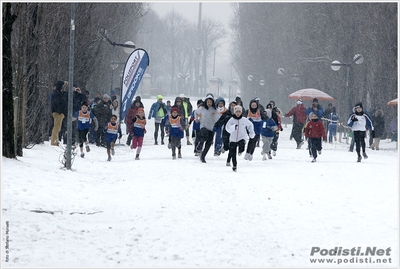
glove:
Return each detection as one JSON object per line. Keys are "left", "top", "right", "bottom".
{"left": 118, "top": 134, "right": 122, "bottom": 139}
{"left": 351, "top": 116, "right": 358, "bottom": 122}
{"left": 372, "top": 130, "right": 375, "bottom": 138}
{"left": 281, "top": 127, "right": 283, "bottom": 132}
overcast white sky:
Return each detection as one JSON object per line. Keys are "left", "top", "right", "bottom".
{"left": 150, "top": 1, "right": 233, "bottom": 26}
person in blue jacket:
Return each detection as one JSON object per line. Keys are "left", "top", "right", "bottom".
{"left": 305, "top": 98, "right": 324, "bottom": 119}
{"left": 148, "top": 95, "right": 167, "bottom": 145}
{"left": 260, "top": 109, "right": 278, "bottom": 160}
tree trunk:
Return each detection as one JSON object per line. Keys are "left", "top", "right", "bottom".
{"left": 2, "top": 3, "right": 17, "bottom": 158}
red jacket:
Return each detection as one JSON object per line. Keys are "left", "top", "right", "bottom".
{"left": 285, "top": 104, "right": 307, "bottom": 124}
{"left": 125, "top": 107, "right": 139, "bottom": 135}
{"left": 304, "top": 120, "right": 326, "bottom": 140}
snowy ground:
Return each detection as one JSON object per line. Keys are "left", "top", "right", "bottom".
{"left": 1, "top": 97, "right": 398, "bottom": 268}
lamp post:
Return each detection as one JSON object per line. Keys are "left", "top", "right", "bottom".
{"left": 177, "top": 73, "right": 190, "bottom": 96}
{"left": 247, "top": 74, "right": 265, "bottom": 98}
{"left": 101, "top": 29, "right": 136, "bottom": 93}
{"left": 331, "top": 54, "right": 364, "bottom": 112}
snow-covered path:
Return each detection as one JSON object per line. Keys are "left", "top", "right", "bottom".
{"left": 2, "top": 97, "right": 398, "bottom": 267}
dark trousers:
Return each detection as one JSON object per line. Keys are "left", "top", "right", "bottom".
{"left": 78, "top": 129, "right": 90, "bottom": 148}
{"left": 228, "top": 139, "right": 245, "bottom": 168}
{"left": 154, "top": 122, "right": 165, "bottom": 143}
{"left": 197, "top": 128, "right": 214, "bottom": 159}
{"left": 246, "top": 134, "right": 259, "bottom": 155}
{"left": 193, "top": 129, "right": 201, "bottom": 153}
{"left": 270, "top": 132, "right": 279, "bottom": 151}
{"left": 354, "top": 130, "right": 366, "bottom": 157}
{"left": 309, "top": 137, "right": 322, "bottom": 159}
{"left": 292, "top": 122, "right": 304, "bottom": 146}
{"left": 170, "top": 136, "right": 181, "bottom": 156}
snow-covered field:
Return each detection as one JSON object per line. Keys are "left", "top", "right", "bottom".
{"left": 2, "top": 97, "right": 398, "bottom": 268}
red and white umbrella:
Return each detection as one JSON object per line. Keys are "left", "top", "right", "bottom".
{"left": 387, "top": 98, "right": 398, "bottom": 106}
{"left": 288, "top": 88, "right": 335, "bottom": 101}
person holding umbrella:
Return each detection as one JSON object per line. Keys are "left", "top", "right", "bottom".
{"left": 285, "top": 99, "right": 307, "bottom": 149}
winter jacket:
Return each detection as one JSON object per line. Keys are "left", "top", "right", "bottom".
{"left": 148, "top": 101, "right": 167, "bottom": 120}
{"left": 225, "top": 114, "right": 255, "bottom": 142}
{"left": 285, "top": 104, "right": 307, "bottom": 124}
{"left": 51, "top": 90, "right": 68, "bottom": 115}
{"left": 261, "top": 118, "right": 278, "bottom": 138}
{"left": 347, "top": 112, "right": 374, "bottom": 131}
{"left": 371, "top": 109, "right": 385, "bottom": 137}
{"left": 306, "top": 104, "right": 324, "bottom": 119}
{"left": 246, "top": 99, "right": 265, "bottom": 135}
{"left": 181, "top": 98, "right": 193, "bottom": 119}
{"left": 328, "top": 112, "right": 339, "bottom": 125}
{"left": 94, "top": 100, "right": 112, "bottom": 126}
{"left": 304, "top": 119, "right": 327, "bottom": 140}
{"left": 214, "top": 106, "right": 234, "bottom": 139}
{"left": 189, "top": 109, "right": 201, "bottom": 131}
{"left": 194, "top": 96, "right": 217, "bottom": 131}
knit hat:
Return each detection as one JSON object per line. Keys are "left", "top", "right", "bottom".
{"left": 103, "top": 94, "right": 110, "bottom": 99}
{"left": 137, "top": 107, "right": 144, "bottom": 113}
{"left": 297, "top": 99, "right": 303, "bottom": 105}
{"left": 234, "top": 105, "right": 242, "bottom": 113}
{"left": 157, "top": 95, "right": 163, "bottom": 100}
{"left": 309, "top": 112, "right": 316, "bottom": 118}
{"left": 354, "top": 102, "right": 363, "bottom": 109}
{"left": 171, "top": 106, "right": 179, "bottom": 113}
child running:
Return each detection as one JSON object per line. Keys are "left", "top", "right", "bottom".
{"left": 165, "top": 106, "right": 185, "bottom": 159}
{"left": 225, "top": 105, "right": 255, "bottom": 172}
{"left": 131, "top": 107, "right": 147, "bottom": 160}
{"left": 347, "top": 102, "right": 374, "bottom": 162}
{"left": 104, "top": 114, "right": 122, "bottom": 161}
{"left": 73, "top": 102, "right": 98, "bottom": 158}
{"left": 260, "top": 109, "right": 278, "bottom": 161}
{"left": 303, "top": 112, "right": 326, "bottom": 162}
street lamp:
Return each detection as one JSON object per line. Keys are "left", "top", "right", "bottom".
{"left": 248, "top": 74, "right": 265, "bottom": 98}
{"left": 101, "top": 29, "right": 136, "bottom": 93}
{"left": 331, "top": 54, "right": 364, "bottom": 112}
{"left": 177, "top": 73, "right": 190, "bottom": 96}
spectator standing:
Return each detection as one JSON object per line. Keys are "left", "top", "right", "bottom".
{"left": 50, "top": 81, "right": 68, "bottom": 146}
{"left": 95, "top": 94, "right": 113, "bottom": 147}
{"left": 148, "top": 95, "right": 167, "bottom": 145}
{"left": 305, "top": 98, "right": 324, "bottom": 119}
{"left": 370, "top": 108, "right": 385, "bottom": 150}
{"left": 327, "top": 107, "right": 339, "bottom": 143}
{"left": 284, "top": 99, "right": 307, "bottom": 149}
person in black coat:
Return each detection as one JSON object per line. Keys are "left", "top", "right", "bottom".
{"left": 371, "top": 108, "right": 385, "bottom": 150}
{"left": 50, "top": 81, "right": 68, "bottom": 146}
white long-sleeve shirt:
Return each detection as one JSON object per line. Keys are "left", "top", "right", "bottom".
{"left": 225, "top": 116, "right": 255, "bottom": 142}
